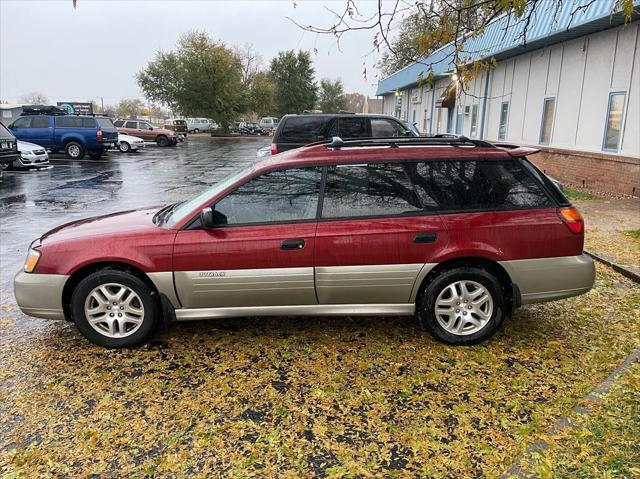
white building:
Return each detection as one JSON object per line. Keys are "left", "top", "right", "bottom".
{"left": 377, "top": 0, "right": 640, "bottom": 196}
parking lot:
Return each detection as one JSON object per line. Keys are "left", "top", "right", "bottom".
{"left": 1, "top": 137, "right": 639, "bottom": 478}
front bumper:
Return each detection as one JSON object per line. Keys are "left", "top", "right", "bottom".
{"left": 15, "top": 153, "right": 50, "bottom": 168}
{"left": 14, "top": 271, "right": 69, "bottom": 320}
{"left": 130, "top": 142, "right": 145, "bottom": 150}
{"left": 499, "top": 254, "right": 596, "bottom": 305}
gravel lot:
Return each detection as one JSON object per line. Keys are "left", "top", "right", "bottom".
{"left": 1, "top": 137, "right": 638, "bottom": 478}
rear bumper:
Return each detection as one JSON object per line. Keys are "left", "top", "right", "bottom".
{"left": 14, "top": 271, "right": 69, "bottom": 320}
{"left": 500, "top": 254, "right": 595, "bottom": 305}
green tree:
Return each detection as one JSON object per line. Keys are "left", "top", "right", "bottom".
{"left": 317, "top": 78, "right": 347, "bottom": 113}
{"left": 137, "top": 31, "right": 245, "bottom": 129}
{"left": 248, "top": 71, "right": 275, "bottom": 118}
{"left": 269, "top": 50, "right": 317, "bottom": 116}
{"left": 115, "top": 99, "right": 144, "bottom": 118}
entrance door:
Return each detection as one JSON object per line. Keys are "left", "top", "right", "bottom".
{"left": 314, "top": 163, "right": 447, "bottom": 304}
{"left": 172, "top": 167, "right": 322, "bottom": 308}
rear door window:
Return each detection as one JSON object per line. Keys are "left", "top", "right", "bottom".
{"left": 321, "top": 163, "right": 423, "bottom": 218}
{"left": 125, "top": 121, "right": 138, "bottom": 129}
{"left": 407, "top": 160, "right": 552, "bottom": 211}
{"left": 279, "top": 117, "right": 328, "bottom": 142}
{"left": 370, "top": 118, "right": 406, "bottom": 137}
{"left": 31, "top": 116, "right": 50, "bottom": 128}
{"left": 337, "top": 117, "right": 368, "bottom": 138}
{"left": 114, "top": 120, "right": 125, "bottom": 127}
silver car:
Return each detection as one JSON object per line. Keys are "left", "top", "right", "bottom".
{"left": 14, "top": 140, "right": 50, "bottom": 169}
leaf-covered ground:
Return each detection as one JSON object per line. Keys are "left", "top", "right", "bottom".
{"left": 515, "top": 362, "right": 640, "bottom": 479}
{"left": 1, "top": 263, "right": 639, "bottom": 478}
{"left": 585, "top": 229, "right": 640, "bottom": 272}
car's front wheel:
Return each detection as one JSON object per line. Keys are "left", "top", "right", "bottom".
{"left": 71, "top": 270, "right": 160, "bottom": 348}
{"left": 417, "top": 267, "right": 505, "bottom": 345}
{"left": 156, "top": 135, "right": 169, "bottom": 147}
{"left": 118, "top": 141, "right": 131, "bottom": 153}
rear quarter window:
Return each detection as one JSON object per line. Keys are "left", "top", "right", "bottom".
{"left": 406, "top": 159, "right": 553, "bottom": 211}
{"left": 279, "top": 117, "right": 329, "bottom": 142}
{"left": 96, "top": 117, "right": 116, "bottom": 130}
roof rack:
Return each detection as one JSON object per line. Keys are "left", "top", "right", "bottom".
{"left": 322, "top": 135, "right": 496, "bottom": 149}
{"left": 20, "top": 105, "right": 68, "bottom": 116}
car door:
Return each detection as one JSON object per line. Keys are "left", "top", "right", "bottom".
{"left": 29, "top": 115, "right": 53, "bottom": 146}
{"left": 136, "top": 121, "right": 154, "bottom": 140}
{"left": 9, "top": 116, "right": 32, "bottom": 141}
{"left": 172, "top": 166, "right": 323, "bottom": 309}
{"left": 314, "top": 162, "right": 448, "bottom": 304}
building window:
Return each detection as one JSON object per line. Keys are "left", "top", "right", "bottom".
{"left": 470, "top": 104, "right": 478, "bottom": 137}
{"left": 603, "top": 92, "right": 625, "bottom": 152}
{"left": 539, "top": 98, "right": 555, "bottom": 145}
{"left": 498, "top": 102, "right": 509, "bottom": 140}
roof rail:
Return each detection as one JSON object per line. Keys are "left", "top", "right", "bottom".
{"left": 316, "top": 135, "right": 497, "bottom": 149}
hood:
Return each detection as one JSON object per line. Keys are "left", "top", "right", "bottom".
{"left": 41, "top": 206, "right": 164, "bottom": 244}
{"left": 18, "top": 140, "right": 44, "bottom": 151}
{"left": 118, "top": 134, "right": 144, "bottom": 142}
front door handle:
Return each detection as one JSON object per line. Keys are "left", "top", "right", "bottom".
{"left": 281, "top": 238, "right": 305, "bottom": 250}
{"left": 414, "top": 232, "right": 438, "bottom": 243}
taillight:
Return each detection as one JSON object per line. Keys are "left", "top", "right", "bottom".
{"left": 96, "top": 129, "right": 103, "bottom": 141}
{"left": 558, "top": 207, "right": 584, "bottom": 234}
{"left": 270, "top": 142, "right": 278, "bottom": 155}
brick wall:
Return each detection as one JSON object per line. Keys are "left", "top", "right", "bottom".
{"left": 528, "top": 147, "right": 640, "bottom": 197}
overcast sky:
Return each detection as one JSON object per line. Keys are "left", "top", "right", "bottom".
{"left": 1, "top": 0, "right": 399, "bottom": 106}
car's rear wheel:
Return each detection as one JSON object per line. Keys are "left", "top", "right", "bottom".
{"left": 118, "top": 141, "right": 131, "bottom": 153}
{"left": 156, "top": 135, "right": 169, "bottom": 147}
{"left": 193, "top": 128, "right": 199, "bottom": 133}
{"left": 88, "top": 148, "right": 104, "bottom": 160}
{"left": 417, "top": 267, "right": 505, "bottom": 345}
{"left": 65, "top": 141, "right": 85, "bottom": 160}
{"left": 71, "top": 270, "right": 160, "bottom": 348}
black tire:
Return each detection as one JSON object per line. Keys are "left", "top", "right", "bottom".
{"left": 71, "top": 269, "right": 160, "bottom": 348}
{"left": 65, "top": 141, "right": 85, "bottom": 160}
{"left": 417, "top": 267, "right": 505, "bottom": 345}
{"left": 88, "top": 148, "right": 104, "bottom": 160}
{"left": 193, "top": 128, "right": 199, "bottom": 134}
{"left": 156, "top": 135, "right": 169, "bottom": 147}
{"left": 118, "top": 141, "right": 131, "bottom": 153}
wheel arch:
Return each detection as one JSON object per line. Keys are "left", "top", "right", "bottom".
{"left": 62, "top": 261, "right": 160, "bottom": 321}
{"left": 411, "top": 256, "right": 516, "bottom": 310}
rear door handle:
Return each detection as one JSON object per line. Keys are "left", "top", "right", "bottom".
{"left": 281, "top": 238, "right": 305, "bottom": 250}
{"left": 414, "top": 232, "right": 438, "bottom": 243}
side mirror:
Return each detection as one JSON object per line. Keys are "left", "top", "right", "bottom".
{"left": 201, "top": 207, "right": 215, "bottom": 228}
{"left": 148, "top": 127, "right": 154, "bottom": 130}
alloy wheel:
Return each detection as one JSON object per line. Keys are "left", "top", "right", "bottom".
{"left": 84, "top": 283, "right": 145, "bottom": 338}
{"left": 434, "top": 280, "right": 493, "bottom": 335}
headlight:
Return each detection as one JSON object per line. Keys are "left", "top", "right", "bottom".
{"left": 20, "top": 151, "right": 33, "bottom": 155}
{"left": 24, "top": 248, "right": 41, "bottom": 273}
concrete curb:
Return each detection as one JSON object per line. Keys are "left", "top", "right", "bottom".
{"left": 585, "top": 250, "right": 640, "bottom": 283}
{"left": 501, "top": 347, "right": 640, "bottom": 478}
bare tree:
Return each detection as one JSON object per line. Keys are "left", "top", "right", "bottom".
{"left": 234, "top": 43, "right": 263, "bottom": 86}
{"left": 19, "top": 91, "right": 49, "bottom": 105}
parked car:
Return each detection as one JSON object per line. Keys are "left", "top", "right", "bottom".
{"left": 165, "top": 119, "right": 188, "bottom": 137}
{"left": 116, "top": 134, "right": 145, "bottom": 153}
{"left": 259, "top": 117, "right": 279, "bottom": 133}
{"left": 239, "top": 122, "right": 264, "bottom": 135}
{"left": 113, "top": 119, "right": 178, "bottom": 147}
{"left": 186, "top": 118, "right": 213, "bottom": 133}
{"left": 270, "top": 113, "right": 418, "bottom": 154}
{"left": 14, "top": 135, "right": 594, "bottom": 348}
{"left": 0, "top": 122, "right": 20, "bottom": 180}
{"left": 13, "top": 140, "right": 50, "bottom": 169}
{"left": 9, "top": 113, "right": 118, "bottom": 160}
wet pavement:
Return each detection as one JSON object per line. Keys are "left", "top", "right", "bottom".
{"left": 0, "top": 136, "right": 267, "bottom": 301}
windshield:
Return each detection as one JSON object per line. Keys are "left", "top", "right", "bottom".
{"left": 162, "top": 164, "right": 255, "bottom": 226}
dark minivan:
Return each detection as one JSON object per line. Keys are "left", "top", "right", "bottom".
{"left": 270, "top": 113, "right": 417, "bottom": 154}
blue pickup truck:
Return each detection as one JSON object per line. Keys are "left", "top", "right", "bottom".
{"left": 9, "top": 113, "right": 118, "bottom": 160}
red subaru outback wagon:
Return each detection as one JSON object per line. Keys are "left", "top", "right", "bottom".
{"left": 14, "top": 136, "right": 595, "bottom": 348}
